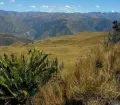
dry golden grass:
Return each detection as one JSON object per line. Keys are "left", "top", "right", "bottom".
{"left": 33, "top": 44, "right": 120, "bottom": 105}
{"left": 0, "top": 32, "right": 107, "bottom": 71}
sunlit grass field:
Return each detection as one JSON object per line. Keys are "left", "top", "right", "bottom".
{"left": 0, "top": 32, "right": 107, "bottom": 71}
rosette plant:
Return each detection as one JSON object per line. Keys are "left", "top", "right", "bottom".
{"left": 0, "top": 48, "right": 58, "bottom": 105}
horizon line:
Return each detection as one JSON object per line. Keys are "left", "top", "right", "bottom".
{"left": 0, "top": 9, "right": 119, "bottom": 13}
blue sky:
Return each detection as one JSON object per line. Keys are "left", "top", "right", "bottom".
{"left": 0, "top": 0, "right": 119, "bottom": 13}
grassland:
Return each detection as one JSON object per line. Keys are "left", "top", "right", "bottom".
{"left": 2, "top": 32, "right": 119, "bottom": 105}
{"left": 0, "top": 32, "right": 107, "bottom": 71}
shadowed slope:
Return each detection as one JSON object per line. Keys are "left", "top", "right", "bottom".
{"left": 0, "top": 33, "right": 32, "bottom": 46}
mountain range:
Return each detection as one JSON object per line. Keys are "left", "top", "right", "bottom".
{"left": 0, "top": 10, "right": 120, "bottom": 45}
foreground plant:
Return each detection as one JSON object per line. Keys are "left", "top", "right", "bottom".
{"left": 0, "top": 48, "right": 58, "bottom": 105}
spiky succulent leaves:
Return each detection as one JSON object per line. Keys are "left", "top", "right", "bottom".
{"left": 0, "top": 48, "right": 58, "bottom": 104}
{"left": 39, "top": 58, "right": 58, "bottom": 84}
{"left": 0, "top": 56, "right": 19, "bottom": 98}
{"left": 23, "top": 49, "right": 58, "bottom": 96}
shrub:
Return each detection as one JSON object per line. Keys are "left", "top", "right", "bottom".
{"left": 105, "top": 20, "right": 120, "bottom": 45}
{"left": 0, "top": 48, "right": 58, "bottom": 105}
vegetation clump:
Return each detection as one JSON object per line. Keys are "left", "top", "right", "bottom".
{"left": 106, "top": 20, "right": 120, "bottom": 45}
{"left": 0, "top": 48, "right": 58, "bottom": 105}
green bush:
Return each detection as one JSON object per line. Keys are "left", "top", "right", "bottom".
{"left": 0, "top": 48, "right": 58, "bottom": 105}
{"left": 105, "top": 20, "right": 120, "bottom": 45}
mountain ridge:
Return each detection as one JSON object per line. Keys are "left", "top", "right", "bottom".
{"left": 0, "top": 10, "right": 119, "bottom": 40}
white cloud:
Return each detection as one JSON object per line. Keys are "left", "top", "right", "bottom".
{"left": 65, "top": 5, "right": 72, "bottom": 8}
{"left": 39, "top": 5, "right": 81, "bottom": 13}
{"left": 112, "top": 10, "right": 115, "bottom": 13}
{"left": 10, "top": 0, "right": 15, "bottom": 3}
{"left": 96, "top": 5, "right": 100, "bottom": 8}
{"left": 40, "top": 5, "right": 57, "bottom": 9}
{"left": 30, "top": 5, "right": 36, "bottom": 8}
{"left": 0, "top": 2, "right": 4, "bottom": 5}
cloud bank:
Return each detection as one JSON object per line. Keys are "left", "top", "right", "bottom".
{"left": 39, "top": 5, "right": 81, "bottom": 12}
{"left": 0, "top": 2, "right": 4, "bottom": 5}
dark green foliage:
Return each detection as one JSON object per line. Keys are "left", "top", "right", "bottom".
{"left": 0, "top": 48, "right": 58, "bottom": 105}
{"left": 105, "top": 20, "right": 120, "bottom": 45}
{"left": 111, "top": 21, "right": 120, "bottom": 43}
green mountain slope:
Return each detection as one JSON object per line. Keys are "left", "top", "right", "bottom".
{"left": 0, "top": 15, "right": 36, "bottom": 39}
{"left": 0, "top": 33, "right": 32, "bottom": 46}
{"left": 0, "top": 11, "right": 118, "bottom": 39}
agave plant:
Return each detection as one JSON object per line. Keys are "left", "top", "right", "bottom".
{"left": 0, "top": 48, "right": 58, "bottom": 105}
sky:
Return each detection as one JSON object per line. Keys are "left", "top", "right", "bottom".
{"left": 0, "top": 0, "right": 119, "bottom": 13}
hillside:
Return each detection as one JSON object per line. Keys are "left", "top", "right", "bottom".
{"left": 0, "top": 11, "right": 118, "bottom": 39}
{"left": 0, "top": 33, "right": 32, "bottom": 46}
{"left": 0, "top": 32, "right": 107, "bottom": 69}
{"left": 0, "top": 15, "right": 36, "bottom": 39}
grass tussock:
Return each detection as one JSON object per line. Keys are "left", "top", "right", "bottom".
{"left": 33, "top": 43, "right": 120, "bottom": 105}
